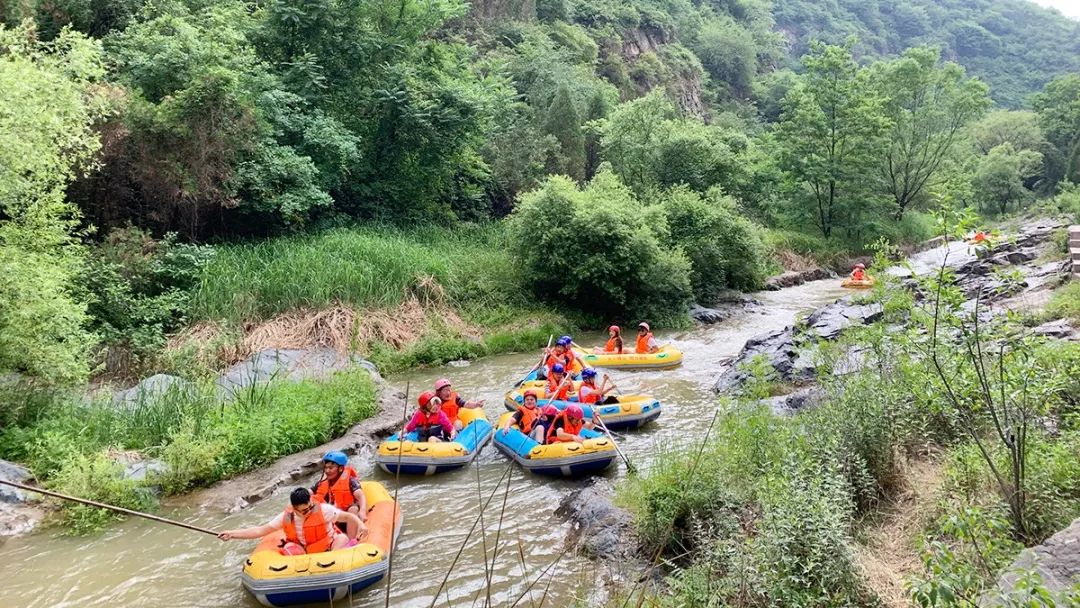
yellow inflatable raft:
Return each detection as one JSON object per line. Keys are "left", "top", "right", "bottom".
{"left": 493, "top": 412, "right": 616, "bottom": 476}
{"left": 572, "top": 345, "right": 683, "bottom": 370}
{"left": 841, "top": 277, "right": 876, "bottom": 289}
{"left": 241, "top": 481, "right": 402, "bottom": 607}
{"left": 375, "top": 407, "right": 494, "bottom": 475}
{"left": 504, "top": 381, "right": 662, "bottom": 429}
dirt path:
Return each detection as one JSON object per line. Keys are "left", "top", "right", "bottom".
{"left": 855, "top": 457, "right": 943, "bottom": 608}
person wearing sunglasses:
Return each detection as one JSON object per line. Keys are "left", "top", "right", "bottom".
{"left": 218, "top": 487, "right": 365, "bottom": 554}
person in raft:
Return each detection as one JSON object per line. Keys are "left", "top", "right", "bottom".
{"left": 546, "top": 363, "right": 573, "bottom": 401}
{"left": 546, "top": 404, "right": 596, "bottom": 444}
{"left": 850, "top": 263, "right": 867, "bottom": 281}
{"left": 500, "top": 390, "right": 555, "bottom": 443}
{"left": 635, "top": 322, "right": 659, "bottom": 354}
{"left": 594, "top": 325, "right": 624, "bottom": 354}
{"left": 433, "top": 378, "right": 484, "bottom": 431}
{"left": 541, "top": 335, "right": 586, "bottom": 377}
{"left": 218, "top": 487, "right": 365, "bottom": 554}
{"left": 312, "top": 451, "right": 367, "bottom": 532}
{"left": 577, "top": 368, "right": 618, "bottom": 405}
{"left": 404, "top": 390, "right": 456, "bottom": 442}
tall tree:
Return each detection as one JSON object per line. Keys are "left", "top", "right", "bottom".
{"left": 543, "top": 85, "right": 586, "bottom": 182}
{"left": 776, "top": 42, "right": 890, "bottom": 238}
{"left": 873, "top": 46, "right": 990, "bottom": 219}
{"left": 1033, "top": 74, "right": 1080, "bottom": 185}
{"left": 973, "top": 144, "right": 1043, "bottom": 215}
{"left": 0, "top": 22, "right": 108, "bottom": 384}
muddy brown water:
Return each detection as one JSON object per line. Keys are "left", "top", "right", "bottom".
{"left": 0, "top": 280, "right": 848, "bottom": 608}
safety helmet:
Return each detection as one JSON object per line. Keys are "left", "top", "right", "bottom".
{"left": 434, "top": 378, "right": 451, "bottom": 391}
{"left": 566, "top": 404, "right": 584, "bottom": 419}
{"left": 542, "top": 405, "right": 559, "bottom": 417}
{"left": 855, "top": 263, "right": 865, "bottom": 269}
{"left": 551, "top": 363, "right": 565, "bottom": 374}
{"left": 638, "top": 322, "right": 650, "bottom": 331}
{"left": 557, "top": 335, "right": 573, "bottom": 347}
{"left": 608, "top": 325, "right": 620, "bottom": 333}
{"left": 523, "top": 390, "right": 538, "bottom": 400}
{"left": 322, "top": 451, "right": 348, "bottom": 466}
{"left": 418, "top": 390, "right": 436, "bottom": 408}
{"left": 581, "top": 368, "right": 597, "bottom": 379}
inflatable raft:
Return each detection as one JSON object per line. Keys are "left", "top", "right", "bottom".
{"left": 504, "top": 382, "right": 662, "bottom": 430}
{"left": 241, "top": 481, "right": 402, "bottom": 607}
{"left": 841, "top": 277, "right": 876, "bottom": 289}
{"left": 375, "top": 408, "right": 494, "bottom": 475}
{"left": 572, "top": 345, "right": 683, "bottom": 370}
{"left": 493, "top": 412, "right": 616, "bottom": 477}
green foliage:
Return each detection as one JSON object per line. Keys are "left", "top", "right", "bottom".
{"left": 0, "top": 21, "right": 107, "bottom": 385}
{"left": 47, "top": 450, "right": 155, "bottom": 534}
{"left": 1033, "top": 74, "right": 1080, "bottom": 184}
{"left": 973, "top": 144, "right": 1044, "bottom": 215}
{"left": 1045, "top": 281, "right": 1080, "bottom": 325}
{"left": 690, "top": 15, "right": 757, "bottom": 98}
{"left": 543, "top": 85, "right": 586, "bottom": 181}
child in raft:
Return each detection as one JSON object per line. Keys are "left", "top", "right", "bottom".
{"left": 541, "top": 335, "right": 586, "bottom": 377}
{"left": 545, "top": 363, "right": 573, "bottom": 401}
{"left": 577, "top": 368, "right": 618, "bottom": 405}
{"left": 500, "top": 390, "right": 557, "bottom": 443}
{"left": 593, "top": 325, "right": 623, "bottom": 354}
{"left": 546, "top": 404, "right": 596, "bottom": 443}
{"left": 404, "top": 391, "right": 456, "bottom": 443}
{"left": 850, "top": 263, "right": 867, "bottom": 281}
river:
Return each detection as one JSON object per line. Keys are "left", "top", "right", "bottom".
{"left": 0, "top": 279, "right": 849, "bottom": 608}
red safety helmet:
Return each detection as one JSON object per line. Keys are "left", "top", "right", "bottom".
{"left": 417, "top": 390, "right": 436, "bottom": 408}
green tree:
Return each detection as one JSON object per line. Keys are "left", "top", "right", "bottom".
{"left": 973, "top": 144, "right": 1043, "bottom": 215}
{"left": 1033, "top": 74, "right": 1080, "bottom": 185}
{"left": 0, "top": 22, "right": 108, "bottom": 384}
{"left": 543, "top": 85, "right": 586, "bottom": 182}
{"left": 776, "top": 42, "right": 890, "bottom": 238}
{"left": 873, "top": 46, "right": 990, "bottom": 219}
{"left": 691, "top": 16, "right": 757, "bottom": 97}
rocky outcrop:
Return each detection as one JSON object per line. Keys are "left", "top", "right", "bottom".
{"left": 621, "top": 25, "right": 667, "bottom": 60}
{"left": 764, "top": 267, "right": 835, "bottom": 290}
{"left": 0, "top": 460, "right": 45, "bottom": 537}
{"left": 217, "top": 348, "right": 380, "bottom": 395}
{"left": 556, "top": 483, "right": 637, "bottom": 561}
{"left": 690, "top": 293, "right": 759, "bottom": 325}
{"left": 112, "top": 373, "right": 195, "bottom": 408}
{"left": 987, "top": 517, "right": 1080, "bottom": 604}
{"left": 1032, "top": 319, "right": 1079, "bottom": 341}
{"left": 764, "top": 385, "right": 827, "bottom": 416}
{"left": 804, "top": 299, "right": 884, "bottom": 341}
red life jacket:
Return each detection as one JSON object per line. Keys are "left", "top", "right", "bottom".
{"left": 635, "top": 333, "right": 654, "bottom": 354}
{"left": 518, "top": 405, "right": 541, "bottom": 434}
{"left": 851, "top": 268, "right": 866, "bottom": 281}
{"left": 313, "top": 466, "right": 359, "bottom": 510}
{"left": 546, "top": 411, "right": 585, "bottom": 443}
{"left": 604, "top": 337, "right": 622, "bottom": 353}
{"left": 578, "top": 381, "right": 600, "bottom": 405}
{"left": 439, "top": 391, "right": 460, "bottom": 421}
{"left": 282, "top": 505, "right": 333, "bottom": 553}
{"left": 547, "top": 375, "right": 570, "bottom": 401}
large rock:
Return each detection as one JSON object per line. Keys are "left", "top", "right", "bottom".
{"left": 112, "top": 374, "right": 195, "bottom": 409}
{"left": 713, "top": 327, "right": 798, "bottom": 393}
{"left": 1033, "top": 319, "right": 1079, "bottom": 341}
{"left": 0, "top": 460, "right": 45, "bottom": 537}
{"left": 555, "top": 484, "right": 636, "bottom": 560}
{"left": 217, "top": 348, "right": 380, "bottom": 395}
{"left": 764, "top": 386, "right": 827, "bottom": 416}
{"left": 804, "top": 298, "right": 884, "bottom": 341}
{"left": 0, "top": 460, "right": 32, "bottom": 504}
{"left": 988, "top": 517, "right": 1080, "bottom": 604}
{"left": 764, "top": 268, "right": 834, "bottom": 290}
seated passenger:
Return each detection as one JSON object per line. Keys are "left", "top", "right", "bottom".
{"left": 546, "top": 364, "right": 572, "bottom": 401}
{"left": 433, "top": 378, "right": 484, "bottom": 431}
{"left": 500, "top": 390, "right": 550, "bottom": 443}
{"left": 594, "top": 325, "right": 623, "bottom": 354}
{"left": 577, "top": 368, "right": 617, "bottom": 405}
{"left": 404, "top": 391, "right": 455, "bottom": 443}
{"left": 850, "top": 263, "right": 867, "bottom": 281}
{"left": 312, "top": 451, "right": 367, "bottom": 534}
{"left": 218, "top": 487, "right": 364, "bottom": 554}
{"left": 546, "top": 404, "right": 595, "bottom": 444}
{"left": 635, "top": 322, "right": 659, "bottom": 354}
{"left": 542, "top": 335, "right": 586, "bottom": 377}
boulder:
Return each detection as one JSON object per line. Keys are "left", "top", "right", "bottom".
{"left": 1032, "top": 319, "right": 1079, "bottom": 341}
{"left": 555, "top": 483, "right": 636, "bottom": 560}
{"left": 764, "top": 386, "right": 827, "bottom": 416}
{"left": 713, "top": 327, "right": 798, "bottom": 393}
{"left": 764, "top": 268, "right": 834, "bottom": 290}
{"left": 0, "top": 460, "right": 32, "bottom": 504}
{"left": 987, "top": 517, "right": 1080, "bottom": 604}
{"left": 803, "top": 298, "right": 884, "bottom": 341}
{"left": 218, "top": 348, "right": 380, "bottom": 394}
{"left": 112, "top": 374, "right": 195, "bottom": 409}
{"left": 690, "top": 305, "right": 732, "bottom": 325}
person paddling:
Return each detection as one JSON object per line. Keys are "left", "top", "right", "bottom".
{"left": 635, "top": 322, "right": 659, "bottom": 354}
{"left": 543, "top": 335, "right": 585, "bottom": 377}
{"left": 433, "top": 378, "right": 484, "bottom": 431}
{"left": 312, "top": 451, "right": 367, "bottom": 533}
{"left": 545, "top": 364, "right": 572, "bottom": 401}
{"left": 577, "top": 368, "right": 617, "bottom": 405}
{"left": 546, "top": 404, "right": 596, "bottom": 444}
{"left": 404, "top": 391, "right": 456, "bottom": 443}
{"left": 500, "top": 390, "right": 554, "bottom": 443}
{"left": 218, "top": 487, "right": 365, "bottom": 554}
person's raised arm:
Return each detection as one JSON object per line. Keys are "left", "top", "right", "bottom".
{"left": 218, "top": 521, "right": 277, "bottom": 541}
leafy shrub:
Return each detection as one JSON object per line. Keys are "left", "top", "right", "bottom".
{"left": 48, "top": 450, "right": 155, "bottom": 534}
{"left": 1044, "top": 281, "right": 1080, "bottom": 324}
{"left": 156, "top": 424, "right": 224, "bottom": 494}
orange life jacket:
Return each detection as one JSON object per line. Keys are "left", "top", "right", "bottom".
{"left": 635, "top": 333, "right": 654, "bottom": 354}
{"left": 578, "top": 382, "right": 600, "bottom": 405}
{"left": 518, "top": 405, "right": 541, "bottom": 434}
{"left": 851, "top": 268, "right": 866, "bottom": 281}
{"left": 545, "top": 350, "right": 574, "bottom": 373}
{"left": 282, "top": 505, "right": 333, "bottom": 553}
{"left": 604, "top": 337, "right": 622, "bottom": 353}
{"left": 439, "top": 391, "right": 460, "bottom": 421}
{"left": 313, "top": 466, "right": 359, "bottom": 510}
{"left": 546, "top": 411, "right": 585, "bottom": 443}
{"left": 547, "top": 375, "right": 570, "bottom": 401}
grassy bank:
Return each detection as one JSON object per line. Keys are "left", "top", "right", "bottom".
{"left": 0, "top": 370, "right": 377, "bottom": 533}
{"left": 614, "top": 263, "right": 1080, "bottom": 606}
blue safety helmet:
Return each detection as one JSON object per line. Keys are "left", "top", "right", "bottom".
{"left": 556, "top": 335, "right": 572, "bottom": 347}
{"left": 581, "top": 368, "right": 597, "bottom": 379}
{"left": 322, "top": 451, "right": 348, "bottom": 466}
{"left": 551, "top": 363, "right": 565, "bottom": 374}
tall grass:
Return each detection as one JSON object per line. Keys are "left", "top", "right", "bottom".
{"left": 192, "top": 224, "right": 534, "bottom": 323}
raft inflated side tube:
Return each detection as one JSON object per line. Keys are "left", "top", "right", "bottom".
{"left": 240, "top": 481, "right": 403, "bottom": 607}
{"left": 375, "top": 408, "right": 494, "bottom": 475}
{"left": 841, "top": 277, "right": 876, "bottom": 289}
{"left": 492, "top": 412, "right": 616, "bottom": 477}
{"left": 571, "top": 345, "right": 683, "bottom": 370}
{"left": 504, "top": 382, "right": 662, "bottom": 430}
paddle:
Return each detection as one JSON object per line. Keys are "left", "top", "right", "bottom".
{"left": 591, "top": 412, "right": 637, "bottom": 474}
{"left": 513, "top": 334, "right": 553, "bottom": 388}
{"left": 0, "top": 479, "right": 219, "bottom": 536}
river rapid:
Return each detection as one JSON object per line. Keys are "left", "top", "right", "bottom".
{"left": 0, "top": 279, "right": 849, "bottom": 608}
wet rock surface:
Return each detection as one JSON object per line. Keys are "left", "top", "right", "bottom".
{"left": 804, "top": 298, "right": 884, "bottom": 341}
{"left": 988, "top": 517, "right": 1080, "bottom": 604}
{"left": 764, "top": 267, "right": 835, "bottom": 290}
{"left": 0, "top": 460, "right": 45, "bottom": 537}
{"left": 556, "top": 483, "right": 637, "bottom": 561}
{"left": 0, "top": 460, "right": 32, "bottom": 504}
{"left": 1033, "top": 319, "right": 1079, "bottom": 341}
